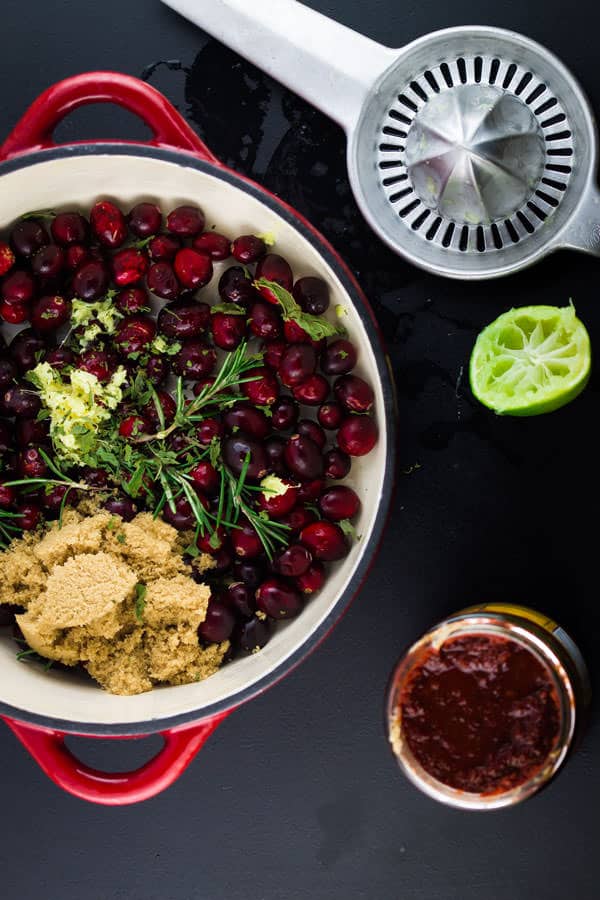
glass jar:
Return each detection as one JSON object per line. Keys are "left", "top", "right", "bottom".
{"left": 386, "top": 603, "right": 591, "bottom": 810}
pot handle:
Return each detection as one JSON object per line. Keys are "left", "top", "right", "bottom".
{"left": 2, "top": 711, "right": 230, "bottom": 805}
{"left": 0, "top": 71, "right": 219, "bottom": 163}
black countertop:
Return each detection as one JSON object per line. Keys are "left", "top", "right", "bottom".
{"left": 1, "top": 1, "right": 599, "bottom": 897}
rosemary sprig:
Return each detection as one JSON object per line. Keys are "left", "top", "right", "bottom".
{"left": 220, "top": 461, "right": 290, "bottom": 559}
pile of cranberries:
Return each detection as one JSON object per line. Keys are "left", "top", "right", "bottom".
{"left": 0, "top": 199, "right": 378, "bottom": 660}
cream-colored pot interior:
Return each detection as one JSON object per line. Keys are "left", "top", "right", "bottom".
{"left": 0, "top": 151, "right": 390, "bottom": 730}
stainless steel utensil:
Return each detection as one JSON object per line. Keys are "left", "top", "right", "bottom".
{"left": 162, "top": 0, "right": 600, "bottom": 280}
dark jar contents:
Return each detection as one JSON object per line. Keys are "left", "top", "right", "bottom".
{"left": 398, "top": 633, "right": 560, "bottom": 795}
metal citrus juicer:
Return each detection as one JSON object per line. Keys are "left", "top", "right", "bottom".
{"left": 162, "top": 0, "right": 600, "bottom": 280}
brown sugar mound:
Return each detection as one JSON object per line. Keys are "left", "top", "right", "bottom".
{"left": 0, "top": 507, "right": 227, "bottom": 695}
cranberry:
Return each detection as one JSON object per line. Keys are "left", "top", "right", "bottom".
{"left": 43, "top": 483, "right": 73, "bottom": 513}
{"left": 0, "top": 301, "right": 30, "bottom": 324}
{"left": 190, "top": 461, "right": 219, "bottom": 496}
{"left": 324, "top": 447, "right": 351, "bottom": 480}
{"left": 257, "top": 477, "right": 298, "bottom": 517}
{"left": 78, "top": 348, "right": 116, "bottom": 383}
{"left": 265, "top": 435, "right": 287, "bottom": 475}
{"left": 143, "top": 390, "right": 177, "bottom": 428}
{"left": 256, "top": 578, "right": 302, "bottom": 620}
{"left": 116, "top": 287, "right": 150, "bottom": 315}
{"left": 197, "top": 524, "right": 227, "bottom": 554}
{"left": 297, "top": 478, "right": 325, "bottom": 502}
{"left": 51, "top": 212, "right": 88, "bottom": 245}
{"left": 158, "top": 300, "right": 209, "bottom": 339}
{"left": 218, "top": 266, "right": 256, "bottom": 307}
{"left": 296, "top": 419, "right": 326, "bottom": 449}
{"left": 11, "top": 220, "right": 49, "bottom": 257}
{"left": 65, "top": 244, "right": 88, "bottom": 271}
{"left": 174, "top": 248, "right": 213, "bottom": 290}
{"left": 90, "top": 200, "right": 127, "bottom": 248}
{"left": 319, "top": 485, "right": 360, "bottom": 521}
{"left": 0, "top": 420, "right": 12, "bottom": 453}
{"left": 300, "top": 520, "right": 348, "bottom": 561}
{"left": 271, "top": 396, "right": 299, "bottom": 431}
{"left": 1, "top": 450, "right": 18, "bottom": 477}
{"left": 223, "top": 402, "right": 270, "bottom": 439}
{"left": 0, "top": 484, "right": 16, "bottom": 508}
{"left": 242, "top": 366, "right": 279, "bottom": 406}
{"left": 338, "top": 416, "right": 378, "bottom": 457}
{"left": 284, "top": 434, "right": 324, "bottom": 481}
{"left": 146, "top": 261, "right": 180, "bottom": 300}
{"left": 231, "top": 234, "right": 267, "bottom": 264}
{"left": 297, "top": 561, "right": 326, "bottom": 595}
{"left": 272, "top": 544, "right": 312, "bottom": 577}
{"left": 195, "top": 417, "right": 223, "bottom": 444}
{"left": 9, "top": 329, "right": 46, "bottom": 373}
{"left": 199, "top": 599, "right": 235, "bottom": 643}
{"left": 334, "top": 375, "right": 374, "bottom": 414}
{"left": 111, "top": 247, "right": 149, "bottom": 287}
{"left": 283, "top": 319, "right": 324, "bottom": 348}
{"left": 45, "top": 346, "right": 75, "bottom": 369}
{"left": 263, "top": 339, "right": 286, "bottom": 370}
{"left": 148, "top": 233, "right": 180, "bottom": 262}
{"left": 292, "top": 374, "right": 329, "bottom": 406}
{"left": 0, "top": 241, "right": 15, "bottom": 276}
{"left": 211, "top": 311, "right": 246, "bottom": 351}
{"left": 2, "top": 269, "right": 36, "bottom": 304}
{"left": 72, "top": 259, "right": 109, "bottom": 301}
{"left": 222, "top": 435, "right": 268, "bottom": 481}
{"left": 0, "top": 356, "right": 16, "bottom": 390}
{"left": 192, "top": 377, "right": 216, "bottom": 397}
{"left": 80, "top": 467, "right": 109, "bottom": 488}
{"left": 236, "top": 616, "right": 271, "bottom": 652}
{"left": 321, "top": 339, "right": 357, "bottom": 376}
{"left": 128, "top": 203, "right": 162, "bottom": 238}
{"left": 293, "top": 276, "right": 330, "bottom": 316}
{"left": 32, "top": 245, "right": 65, "bottom": 284}
{"left": 103, "top": 495, "right": 138, "bottom": 522}
{"left": 225, "top": 581, "right": 256, "bottom": 619}
{"left": 162, "top": 496, "right": 198, "bottom": 530}
{"left": 18, "top": 446, "right": 48, "bottom": 478}
{"left": 114, "top": 315, "right": 156, "bottom": 357}
{"left": 31, "top": 294, "right": 71, "bottom": 332}
{"left": 192, "top": 231, "right": 231, "bottom": 261}
{"left": 16, "top": 417, "right": 49, "bottom": 447}
{"left": 231, "top": 518, "right": 263, "bottom": 558}
{"left": 278, "top": 344, "right": 317, "bottom": 388}
{"left": 318, "top": 401, "right": 343, "bottom": 430}
{"left": 167, "top": 205, "right": 205, "bottom": 237}
{"left": 255, "top": 254, "right": 293, "bottom": 292}
{"left": 172, "top": 340, "right": 216, "bottom": 380}
{"left": 233, "top": 558, "right": 265, "bottom": 588}
{"left": 248, "top": 301, "right": 282, "bottom": 340}
{"left": 16, "top": 501, "right": 41, "bottom": 531}
{"left": 119, "top": 415, "right": 151, "bottom": 439}
{"left": 211, "top": 543, "right": 234, "bottom": 575}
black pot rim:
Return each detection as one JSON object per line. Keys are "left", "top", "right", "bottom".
{"left": 0, "top": 143, "right": 396, "bottom": 736}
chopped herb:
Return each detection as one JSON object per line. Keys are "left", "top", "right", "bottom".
{"left": 116, "top": 532, "right": 126, "bottom": 544}
{"left": 254, "top": 278, "right": 346, "bottom": 341}
{"left": 134, "top": 583, "right": 147, "bottom": 621}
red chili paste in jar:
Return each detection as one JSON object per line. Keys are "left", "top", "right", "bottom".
{"left": 399, "top": 634, "right": 561, "bottom": 795}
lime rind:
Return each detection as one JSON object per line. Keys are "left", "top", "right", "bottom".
{"left": 469, "top": 304, "right": 591, "bottom": 416}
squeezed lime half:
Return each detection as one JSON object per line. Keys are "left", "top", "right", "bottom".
{"left": 469, "top": 304, "right": 591, "bottom": 416}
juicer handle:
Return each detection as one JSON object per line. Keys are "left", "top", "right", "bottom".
{"left": 161, "top": 0, "right": 397, "bottom": 131}
{"left": 554, "top": 182, "right": 600, "bottom": 257}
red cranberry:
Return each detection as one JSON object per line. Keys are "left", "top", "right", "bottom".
{"left": 296, "top": 419, "right": 326, "bottom": 449}
{"left": 248, "top": 301, "right": 282, "bottom": 340}
{"left": 3, "top": 384, "right": 41, "bottom": 418}
{"left": 300, "top": 520, "right": 348, "bottom": 561}
{"left": 297, "top": 478, "right": 325, "bottom": 503}
{"left": 18, "top": 446, "right": 48, "bottom": 478}
{"left": 334, "top": 375, "right": 374, "bottom": 414}
{"left": 189, "top": 461, "right": 219, "bottom": 496}
{"left": 319, "top": 485, "right": 360, "bottom": 521}
{"left": 222, "top": 435, "right": 268, "bottom": 481}
{"left": 78, "top": 348, "right": 116, "bottom": 383}
{"left": 218, "top": 266, "right": 256, "bottom": 307}
{"left": 16, "top": 501, "right": 41, "bottom": 531}
{"left": 11, "top": 220, "right": 49, "bottom": 257}
{"left": 167, "top": 205, "right": 205, "bottom": 237}
{"left": 223, "top": 402, "right": 270, "bottom": 439}
{"left": 297, "top": 561, "right": 325, "bottom": 595}
{"left": 338, "top": 416, "right": 378, "bottom": 457}
{"left": 271, "top": 396, "right": 299, "bottom": 431}
{"left": 197, "top": 524, "right": 227, "bottom": 554}
{"left": 31, "top": 294, "right": 71, "bottom": 332}
{"left": 103, "top": 495, "right": 138, "bottom": 521}
{"left": 231, "top": 518, "right": 263, "bottom": 558}
{"left": 0, "top": 357, "right": 17, "bottom": 391}
{"left": 257, "top": 478, "right": 298, "bottom": 517}
{"left": 321, "top": 339, "right": 357, "bottom": 376}
{"left": 116, "top": 287, "right": 151, "bottom": 315}
{"left": 174, "top": 248, "right": 213, "bottom": 290}
{"left": 265, "top": 435, "right": 287, "bottom": 475}
{"left": 324, "top": 447, "right": 351, "bottom": 480}
{"left": 293, "top": 374, "right": 329, "bottom": 406}
{"left": 195, "top": 417, "right": 223, "bottom": 444}
{"left": 158, "top": 300, "right": 209, "bottom": 339}
{"left": 233, "top": 558, "right": 265, "bottom": 588}
{"left": 162, "top": 496, "right": 198, "bottom": 530}
{"left": 0, "top": 241, "right": 16, "bottom": 276}
{"left": 255, "top": 253, "right": 293, "bottom": 292}
{"left": 111, "top": 247, "right": 149, "bottom": 287}
{"left": 148, "top": 233, "right": 181, "bottom": 261}
{"left": 43, "top": 483, "right": 74, "bottom": 513}
{"left": 72, "top": 259, "right": 109, "bottom": 301}
{"left": 272, "top": 544, "right": 312, "bottom": 577}
{"left": 231, "top": 234, "right": 267, "bottom": 264}
{"left": 278, "top": 344, "right": 317, "bottom": 387}
{"left": 0, "top": 300, "right": 30, "bottom": 324}
{"left": 225, "top": 582, "right": 256, "bottom": 619}
{"left": 210, "top": 543, "right": 234, "bottom": 575}
{"left": 192, "top": 231, "right": 230, "bottom": 261}
{"left": 236, "top": 616, "right": 271, "bottom": 652}
{"left": 172, "top": 340, "right": 216, "bottom": 380}
{"left": 211, "top": 311, "right": 246, "bottom": 351}
{"left": 318, "top": 401, "right": 343, "bottom": 430}
{"left": 51, "top": 212, "right": 88, "bottom": 245}
{"left": 90, "top": 200, "right": 127, "bottom": 248}
{"left": 143, "top": 390, "right": 176, "bottom": 428}
{"left": 256, "top": 578, "right": 302, "bottom": 619}
{"left": 242, "top": 366, "right": 279, "bottom": 406}
{"left": 284, "top": 434, "right": 324, "bottom": 481}
{"left": 45, "top": 346, "right": 76, "bottom": 369}
{"left": 119, "top": 415, "right": 151, "bottom": 439}
{"left": 9, "top": 329, "right": 46, "bottom": 373}
{"left": 65, "top": 244, "right": 88, "bottom": 271}
{"left": 2, "top": 269, "right": 36, "bottom": 304}
{"left": 32, "top": 245, "right": 65, "bottom": 284}
{"left": 199, "top": 599, "right": 235, "bottom": 643}
{"left": 263, "top": 339, "right": 286, "bottom": 370}
{"left": 114, "top": 315, "right": 156, "bottom": 357}
{"left": 146, "top": 261, "right": 180, "bottom": 300}
{"left": 0, "top": 484, "right": 16, "bottom": 508}
{"left": 128, "top": 203, "right": 162, "bottom": 238}
{"left": 293, "top": 276, "right": 330, "bottom": 315}
{"left": 283, "top": 319, "right": 324, "bottom": 349}
{"left": 80, "top": 467, "right": 109, "bottom": 488}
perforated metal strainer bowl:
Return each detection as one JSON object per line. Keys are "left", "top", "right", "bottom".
{"left": 163, "top": 0, "right": 600, "bottom": 280}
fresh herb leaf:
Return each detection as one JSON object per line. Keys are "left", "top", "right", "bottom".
{"left": 254, "top": 278, "right": 345, "bottom": 340}
{"left": 134, "top": 583, "right": 147, "bottom": 622}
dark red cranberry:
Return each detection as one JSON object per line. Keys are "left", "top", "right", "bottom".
{"left": 11, "top": 220, "right": 49, "bottom": 257}
{"left": 248, "top": 301, "right": 282, "bottom": 340}
{"left": 278, "top": 344, "right": 317, "bottom": 387}
{"left": 292, "top": 374, "right": 329, "bottom": 406}
{"left": 167, "top": 205, "right": 205, "bottom": 237}
{"left": 189, "top": 461, "right": 219, "bottom": 496}
{"left": 65, "top": 244, "right": 88, "bottom": 271}
{"left": 225, "top": 582, "right": 256, "bottom": 619}
{"left": 78, "top": 348, "right": 116, "bottom": 383}
{"left": 192, "top": 377, "right": 216, "bottom": 397}
{"left": 119, "top": 414, "right": 151, "bottom": 439}
{"left": 32, "top": 245, "right": 65, "bottom": 284}
{"left": 146, "top": 261, "right": 180, "bottom": 300}
{"left": 114, "top": 315, "right": 156, "bottom": 357}
{"left": 334, "top": 375, "right": 374, "bottom": 414}
{"left": 242, "top": 366, "right": 279, "bottom": 406}
{"left": 195, "top": 417, "right": 223, "bottom": 444}
{"left": 31, "top": 294, "right": 71, "bottom": 332}
{"left": 16, "top": 417, "right": 49, "bottom": 447}
{"left": 143, "top": 390, "right": 177, "bottom": 428}
{"left": 297, "top": 478, "right": 325, "bottom": 503}
{"left": 168, "top": 433, "right": 190, "bottom": 456}
{"left": 0, "top": 242, "right": 15, "bottom": 277}
{"left": 51, "top": 212, "right": 88, "bottom": 245}
{"left": 272, "top": 544, "right": 312, "bottom": 577}
{"left": 90, "top": 200, "right": 127, "bottom": 248}
{"left": 172, "top": 341, "right": 216, "bottom": 380}
{"left": 210, "top": 543, "right": 234, "bottom": 575}
{"left": 43, "top": 483, "right": 73, "bottom": 513}
{"left": 144, "top": 354, "right": 169, "bottom": 385}
{"left": 72, "top": 259, "right": 109, "bottom": 301}
{"left": 255, "top": 254, "right": 293, "bottom": 292}
{"left": 321, "top": 339, "right": 357, "bottom": 376}
{"left": 199, "top": 598, "right": 235, "bottom": 643}
{"left": 174, "top": 248, "right": 213, "bottom": 290}
{"left": 318, "top": 401, "right": 343, "bottom": 430}
{"left": 111, "top": 247, "right": 149, "bottom": 287}
{"left": 18, "top": 446, "right": 48, "bottom": 478}
{"left": 263, "top": 339, "right": 286, "bottom": 370}
{"left": 45, "top": 346, "right": 75, "bottom": 369}
{"left": 115, "top": 287, "right": 150, "bottom": 315}
{"left": 15, "top": 501, "right": 41, "bottom": 531}
{"left": 162, "top": 496, "right": 198, "bottom": 530}
{"left": 284, "top": 434, "right": 324, "bottom": 481}
{"left": 148, "top": 233, "right": 181, "bottom": 262}
{"left": 79, "top": 467, "right": 109, "bottom": 488}
{"left": 231, "top": 518, "right": 263, "bottom": 558}
{"left": 158, "top": 300, "right": 209, "bottom": 338}
{"left": 2, "top": 269, "right": 36, "bottom": 304}
{"left": 0, "top": 484, "right": 16, "bottom": 508}
{"left": 297, "top": 561, "right": 326, "bottom": 595}
{"left": 319, "top": 485, "right": 361, "bottom": 521}
{"left": 127, "top": 202, "right": 162, "bottom": 238}
{"left": 9, "top": 329, "right": 46, "bottom": 373}
{"left": 3, "top": 385, "right": 42, "bottom": 418}
{"left": 231, "top": 234, "right": 267, "bottom": 264}
{"left": 0, "top": 356, "right": 17, "bottom": 389}
{"left": 103, "top": 495, "right": 138, "bottom": 522}
{"left": 0, "top": 301, "right": 30, "bottom": 324}
{"left": 223, "top": 402, "right": 270, "bottom": 439}
{"left": 271, "top": 396, "right": 299, "bottom": 432}
{"left": 218, "top": 266, "right": 256, "bottom": 307}
{"left": 0, "top": 420, "right": 13, "bottom": 452}
{"left": 233, "top": 558, "right": 265, "bottom": 588}
{"left": 236, "top": 616, "right": 271, "bottom": 652}
{"left": 211, "top": 311, "right": 246, "bottom": 351}
{"left": 222, "top": 435, "right": 268, "bottom": 481}
{"left": 293, "top": 276, "right": 330, "bottom": 316}
{"left": 324, "top": 447, "right": 351, "bottom": 480}
{"left": 197, "top": 524, "right": 227, "bottom": 555}
{"left": 300, "top": 520, "right": 348, "bottom": 561}
{"left": 338, "top": 416, "right": 378, "bottom": 457}
{"left": 296, "top": 419, "right": 326, "bottom": 449}
{"left": 283, "top": 319, "right": 324, "bottom": 348}
{"left": 192, "top": 231, "right": 230, "bottom": 261}
{"left": 257, "top": 478, "right": 298, "bottom": 517}
{"left": 256, "top": 577, "right": 303, "bottom": 620}
{"left": 1, "top": 450, "right": 19, "bottom": 477}
{"left": 265, "top": 435, "right": 287, "bottom": 476}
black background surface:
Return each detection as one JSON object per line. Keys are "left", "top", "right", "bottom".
{"left": 1, "top": 1, "right": 599, "bottom": 898}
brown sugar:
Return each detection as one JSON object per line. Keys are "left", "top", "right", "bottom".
{"left": 0, "top": 507, "right": 228, "bottom": 695}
